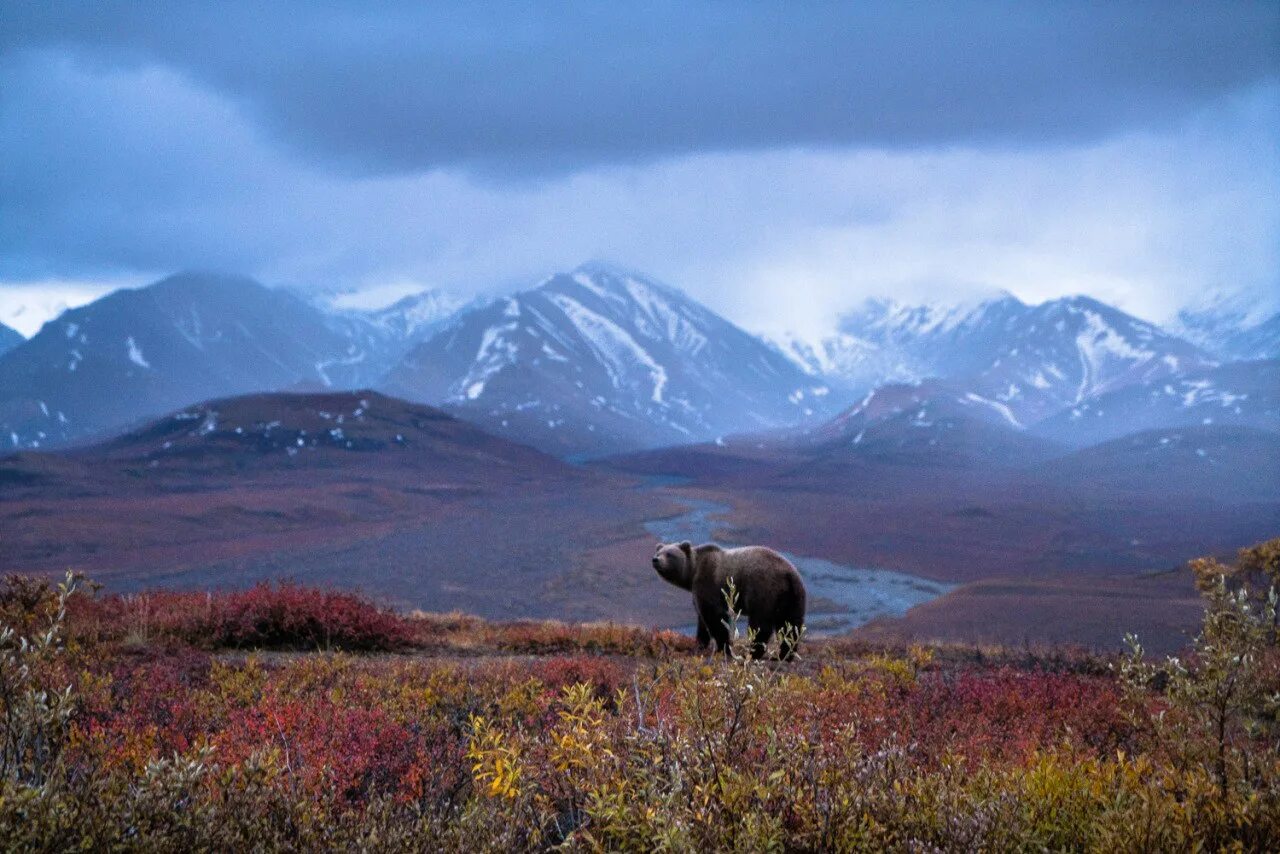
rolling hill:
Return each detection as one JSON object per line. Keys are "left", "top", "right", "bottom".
{"left": 0, "top": 390, "right": 690, "bottom": 623}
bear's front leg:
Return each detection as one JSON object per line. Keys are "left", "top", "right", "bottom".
{"left": 695, "top": 614, "right": 711, "bottom": 650}
{"left": 696, "top": 601, "right": 727, "bottom": 655}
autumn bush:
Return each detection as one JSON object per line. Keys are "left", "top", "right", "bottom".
{"left": 116, "top": 583, "right": 416, "bottom": 651}
{"left": 1, "top": 553, "right": 1278, "bottom": 850}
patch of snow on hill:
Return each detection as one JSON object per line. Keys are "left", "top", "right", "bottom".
{"left": 456, "top": 307, "right": 522, "bottom": 401}
{"left": 125, "top": 337, "right": 151, "bottom": 368}
{"left": 962, "top": 392, "right": 1022, "bottom": 428}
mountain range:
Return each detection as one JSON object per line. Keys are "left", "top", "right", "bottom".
{"left": 778, "top": 292, "right": 1216, "bottom": 427}
{"left": 0, "top": 273, "right": 462, "bottom": 450}
{"left": 1032, "top": 358, "right": 1280, "bottom": 447}
{"left": 0, "top": 264, "right": 1275, "bottom": 459}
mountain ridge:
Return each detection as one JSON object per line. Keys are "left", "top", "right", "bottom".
{"left": 771, "top": 291, "right": 1214, "bottom": 428}
{"left": 385, "top": 262, "right": 836, "bottom": 456}
{"left": 0, "top": 265, "right": 1268, "bottom": 457}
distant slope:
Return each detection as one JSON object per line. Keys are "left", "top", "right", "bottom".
{"left": 0, "top": 321, "right": 22, "bottom": 357}
{"left": 386, "top": 262, "right": 834, "bottom": 456}
{"left": 1037, "top": 424, "right": 1280, "bottom": 501}
{"left": 363, "top": 289, "right": 472, "bottom": 341}
{"left": 311, "top": 288, "right": 475, "bottom": 385}
{"left": 1032, "top": 359, "right": 1280, "bottom": 447}
{"left": 0, "top": 272, "right": 373, "bottom": 449}
{"left": 1175, "top": 302, "right": 1280, "bottom": 361}
{"left": 1228, "top": 313, "right": 1280, "bottom": 361}
{"left": 799, "top": 380, "right": 1065, "bottom": 468}
{"left": 766, "top": 329, "right": 919, "bottom": 393}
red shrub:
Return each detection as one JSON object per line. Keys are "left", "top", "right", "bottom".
{"left": 80, "top": 583, "right": 416, "bottom": 651}
{"left": 216, "top": 697, "right": 421, "bottom": 805}
{"left": 188, "top": 583, "right": 415, "bottom": 651}
{"left": 907, "top": 668, "right": 1132, "bottom": 761}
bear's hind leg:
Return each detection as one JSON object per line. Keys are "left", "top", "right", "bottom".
{"left": 778, "top": 628, "right": 798, "bottom": 662}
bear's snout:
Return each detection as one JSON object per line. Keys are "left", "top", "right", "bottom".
{"left": 651, "top": 556, "right": 661, "bottom": 569}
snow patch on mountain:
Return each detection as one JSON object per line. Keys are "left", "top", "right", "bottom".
{"left": 457, "top": 304, "right": 522, "bottom": 401}
{"left": 548, "top": 293, "right": 668, "bottom": 403}
{"left": 962, "top": 392, "right": 1022, "bottom": 428}
{"left": 125, "top": 337, "right": 151, "bottom": 369}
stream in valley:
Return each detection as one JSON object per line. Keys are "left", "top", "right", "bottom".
{"left": 642, "top": 483, "right": 954, "bottom": 637}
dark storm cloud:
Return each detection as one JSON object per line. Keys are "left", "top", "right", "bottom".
{"left": 1, "top": 1, "right": 1276, "bottom": 331}
{"left": 4, "top": 1, "right": 1278, "bottom": 175}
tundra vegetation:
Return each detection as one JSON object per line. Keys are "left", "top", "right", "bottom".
{"left": 1, "top": 541, "right": 1278, "bottom": 851}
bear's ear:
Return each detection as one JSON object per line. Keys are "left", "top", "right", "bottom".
{"left": 679, "top": 541, "right": 693, "bottom": 562}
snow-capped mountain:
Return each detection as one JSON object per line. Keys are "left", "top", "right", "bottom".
{"left": 1031, "top": 359, "right": 1280, "bottom": 447}
{"left": 790, "top": 293, "right": 1212, "bottom": 426}
{"left": 766, "top": 330, "right": 919, "bottom": 392}
{"left": 0, "top": 322, "right": 22, "bottom": 357}
{"left": 1175, "top": 303, "right": 1280, "bottom": 362}
{"left": 317, "top": 289, "right": 474, "bottom": 388}
{"left": 364, "top": 289, "right": 472, "bottom": 340}
{"left": 0, "top": 272, "right": 376, "bottom": 449}
{"left": 1229, "top": 313, "right": 1280, "bottom": 361}
{"left": 385, "top": 262, "right": 835, "bottom": 456}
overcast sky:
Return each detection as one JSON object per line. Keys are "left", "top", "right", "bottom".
{"left": 1, "top": 1, "right": 1277, "bottom": 337}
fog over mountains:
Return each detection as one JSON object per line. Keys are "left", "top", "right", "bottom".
{"left": 0, "top": 264, "right": 1276, "bottom": 459}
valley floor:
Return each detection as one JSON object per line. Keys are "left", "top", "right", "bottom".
{"left": 4, "top": 404, "right": 1277, "bottom": 654}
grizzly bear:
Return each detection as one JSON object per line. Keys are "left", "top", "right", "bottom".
{"left": 652, "top": 540, "right": 806, "bottom": 660}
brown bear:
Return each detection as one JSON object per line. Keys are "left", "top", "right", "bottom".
{"left": 652, "top": 540, "right": 806, "bottom": 660}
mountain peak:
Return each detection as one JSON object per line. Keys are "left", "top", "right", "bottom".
{"left": 0, "top": 271, "right": 370, "bottom": 450}
{"left": 386, "top": 266, "right": 833, "bottom": 456}
{"left": 569, "top": 259, "right": 652, "bottom": 281}
{"left": 146, "top": 270, "right": 267, "bottom": 296}
{"left": 542, "top": 261, "right": 688, "bottom": 307}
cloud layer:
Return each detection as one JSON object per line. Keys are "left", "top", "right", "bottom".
{"left": 2, "top": 2, "right": 1277, "bottom": 334}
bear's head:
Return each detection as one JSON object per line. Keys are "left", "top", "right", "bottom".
{"left": 652, "top": 541, "right": 695, "bottom": 590}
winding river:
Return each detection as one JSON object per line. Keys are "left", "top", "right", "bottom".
{"left": 643, "top": 484, "right": 954, "bottom": 637}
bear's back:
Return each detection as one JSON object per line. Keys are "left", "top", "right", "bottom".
{"left": 722, "top": 545, "right": 798, "bottom": 577}
{"left": 714, "top": 546, "right": 801, "bottom": 600}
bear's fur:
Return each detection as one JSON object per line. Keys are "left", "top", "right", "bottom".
{"left": 652, "top": 540, "right": 806, "bottom": 660}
